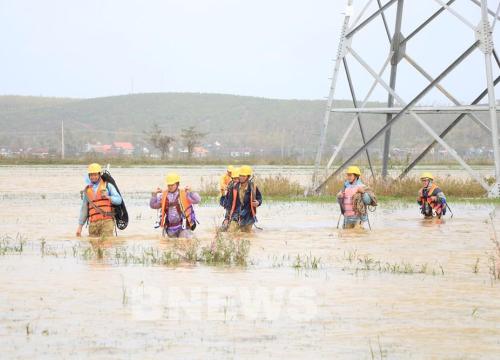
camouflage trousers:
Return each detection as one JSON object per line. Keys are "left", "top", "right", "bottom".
{"left": 228, "top": 221, "right": 253, "bottom": 233}
{"left": 89, "top": 219, "right": 115, "bottom": 237}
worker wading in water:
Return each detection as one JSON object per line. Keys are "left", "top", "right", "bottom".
{"left": 222, "top": 165, "right": 262, "bottom": 232}
{"left": 224, "top": 167, "right": 240, "bottom": 195}
{"left": 219, "top": 165, "right": 234, "bottom": 207}
{"left": 417, "top": 172, "right": 447, "bottom": 219}
{"left": 76, "top": 163, "right": 123, "bottom": 237}
{"left": 150, "top": 173, "right": 200, "bottom": 238}
{"left": 336, "top": 166, "right": 377, "bottom": 229}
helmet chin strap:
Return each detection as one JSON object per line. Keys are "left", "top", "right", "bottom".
{"left": 89, "top": 174, "right": 101, "bottom": 184}
{"left": 348, "top": 175, "right": 359, "bottom": 185}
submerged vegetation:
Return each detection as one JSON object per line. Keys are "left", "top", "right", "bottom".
{"left": 1, "top": 228, "right": 497, "bottom": 282}
{"left": 0, "top": 234, "right": 26, "bottom": 255}
{"left": 81, "top": 233, "right": 250, "bottom": 266}
{"left": 342, "top": 249, "right": 445, "bottom": 276}
{"left": 268, "top": 253, "right": 322, "bottom": 270}
{"left": 0, "top": 232, "right": 250, "bottom": 267}
{"left": 199, "top": 174, "right": 490, "bottom": 199}
{"left": 198, "top": 174, "right": 304, "bottom": 198}
{"left": 324, "top": 176, "right": 487, "bottom": 198}
{"left": 0, "top": 233, "right": 490, "bottom": 280}
{"left": 487, "top": 210, "right": 500, "bottom": 282}
{"left": 200, "top": 229, "right": 250, "bottom": 266}
{"left": 292, "top": 253, "right": 321, "bottom": 270}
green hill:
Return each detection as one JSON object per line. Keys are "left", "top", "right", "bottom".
{"left": 0, "top": 93, "right": 493, "bottom": 160}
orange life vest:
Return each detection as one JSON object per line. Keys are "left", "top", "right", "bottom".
{"left": 160, "top": 189, "right": 195, "bottom": 229}
{"left": 229, "top": 182, "right": 257, "bottom": 219}
{"left": 420, "top": 183, "right": 443, "bottom": 215}
{"left": 86, "top": 180, "right": 114, "bottom": 223}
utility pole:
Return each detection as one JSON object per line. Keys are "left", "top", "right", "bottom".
{"left": 61, "top": 120, "right": 65, "bottom": 159}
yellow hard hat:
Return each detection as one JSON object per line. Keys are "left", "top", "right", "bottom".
{"left": 239, "top": 165, "right": 253, "bottom": 176}
{"left": 231, "top": 167, "right": 240, "bottom": 178}
{"left": 227, "top": 165, "right": 235, "bottom": 173}
{"left": 87, "top": 163, "right": 102, "bottom": 174}
{"left": 420, "top": 172, "right": 434, "bottom": 180}
{"left": 346, "top": 166, "right": 361, "bottom": 176}
{"left": 165, "top": 173, "right": 181, "bottom": 185}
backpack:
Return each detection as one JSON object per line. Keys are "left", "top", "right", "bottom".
{"left": 100, "top": 170, "right": 129, "bottom": 230}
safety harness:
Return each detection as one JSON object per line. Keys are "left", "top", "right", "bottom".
{"left": 228, "top": 180, "right": 257, "bottom": 221}
{"left": 160, "top": 189, "right": 196, "bottom": 231}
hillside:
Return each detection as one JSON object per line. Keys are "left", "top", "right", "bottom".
{"left": 0, "top": 93, "right": 493, "bottom": 159}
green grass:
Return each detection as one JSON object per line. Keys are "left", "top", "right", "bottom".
{"left": 200, "top": 230, "right": 250, "bottom": 266}
{"left": 201, "top": 173, "right": 496, "bottom": 200}
{"left": 0, "top": 232, "right": 251, "bottom": 267}
{"left": 0, "top": 234, "right": 26, "bottom": 255}
{"left": 0, "top": 156, "right": 312, "bottom": 167}
{"left": 292, "top": 253, "right": 322, "bottom": 270}
{"left": 343, "top": 250, "right": 443, "bottom": 276}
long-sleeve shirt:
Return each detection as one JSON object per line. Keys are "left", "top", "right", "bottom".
{"left": 78, "top": 182, "right": 122, "bottom": 225}
{"left": 338, "top": 179, "right": 372, "bottom": 224}
{"left": 417, "top": 183, "right": 446, "bottom": 205}
{"left": 150, "top": 190, "right": 201, "bottom": 230}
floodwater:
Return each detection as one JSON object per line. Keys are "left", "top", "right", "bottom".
{"left": 1, "top": 165, "right": 500, "bottom": 359}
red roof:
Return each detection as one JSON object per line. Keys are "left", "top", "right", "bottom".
{"left": 193, "top": 146, "right": 209, "bottom": 154}
{"left": 91, "top": 144, "right": 112, "bottom": 153}
{"left": 113, "top": 142, "right": 134, "bottom": 150}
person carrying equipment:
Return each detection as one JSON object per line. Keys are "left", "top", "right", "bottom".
{"left": 219, "top": 165, "right": 234, "bottom": 207}
{"left": 222, "top": 165, "right": 262, "bottom": 232}
{"left": 76, "top": 163, "right": 123, "bottom": 237}
{"left": 417, "top": 172, "right": 447, "bottom": 219}
{"left": 150, "top": 173, "right": 201, "bottom": 238}
{"left": 336, "top": 166, "right": 377, "bottom": 229}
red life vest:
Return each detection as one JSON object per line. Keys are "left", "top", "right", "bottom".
{"left": 86, "top": 180, "right": 113, "bottom": 223}
{"left": 160, "top": 189, "right": 195, "bottom": 229}
{"left": 420, "top": 183, "right": 443, "bottom": 215}
{"left": 342, "top": 184, "right": 362, "bottom": 217}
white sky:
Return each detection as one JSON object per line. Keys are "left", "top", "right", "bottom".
{"left": 0, "top": 0, "right": 499, "bottom": 102}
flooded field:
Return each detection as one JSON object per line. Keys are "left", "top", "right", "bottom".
{"left": 1, "top": 165, "right": 500, "bottom": 359}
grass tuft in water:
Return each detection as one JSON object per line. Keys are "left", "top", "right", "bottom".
{"left": 121, "top": 276, "right": 128, "bottom": 305}
{"left": 200, "top": 230, "right": 250, "bottom": 266}
{"left": 472, "top": 258, "right": 480, "bottom": 274}
{"left": 0, "top": 234, "right": 27, "bottom": 255}
{"left": 488, "top": 256, "right": 500, "bottom": 282}
{"left": 25, "top": 323, "right": 32, "bottom": 336}
{"left": 292, "top": 253, "right": 321, "bottom": 270}
{"left": 344, "top": 250, "right": 441, "bottom": 276}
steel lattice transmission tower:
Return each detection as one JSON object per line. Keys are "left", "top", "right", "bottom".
{"left": 312, "top": 0, "right": 500, "bottom": 197}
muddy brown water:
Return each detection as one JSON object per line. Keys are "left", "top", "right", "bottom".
{"left": 1, "top": 165, "right": 499, "bottom": 359}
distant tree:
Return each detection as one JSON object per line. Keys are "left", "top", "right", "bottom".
{"left": 63, "top": 128, "right": 84, "bottom": 156}
{"left": 180, "top": 126, "right": 207, "bottom": 158}
{"left": 146, "top": 123, "right": 175, "bottom": 160}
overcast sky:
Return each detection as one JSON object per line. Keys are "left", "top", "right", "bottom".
{"left": 0, "top": 0, "right": 499, "bottom": 101}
